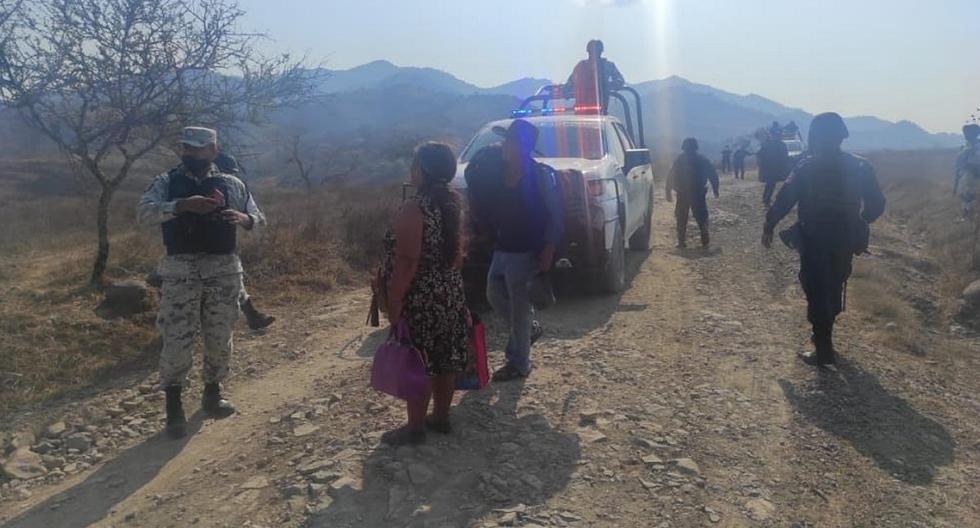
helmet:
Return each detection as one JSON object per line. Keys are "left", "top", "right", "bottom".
{"left": 809, "top": 112, "right": 849, "bottom": 145}
{"left": 963, "top": 124, "right": 980, "bottom": 141}
{"left": 586, "top": 39, "right": 604, "bottom": 56}
{"left": 681, "top": 137, "right": 699, "bottom": 152}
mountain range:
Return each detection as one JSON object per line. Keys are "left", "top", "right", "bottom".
{"left": 313, "top": 60, "right": 959, "bottom": 152}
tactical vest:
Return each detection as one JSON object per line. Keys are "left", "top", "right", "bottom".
{"left": 799, "top": 154, "right": 867, "bottom": 252}
{"left": 161, "top": 169, "right": 238, "bottom": 255}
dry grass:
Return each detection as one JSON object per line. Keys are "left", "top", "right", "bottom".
{"left": 0, "top": 161, "right": 400, "bottom": 416}
{"left": 844, "top": 149, "right": 977, "bottom": 356}
{"left": 3, "top": 148, "right": 970, "bottom": 416}
{"left": 865, "top": 149, "right": 979, "bottom": 298}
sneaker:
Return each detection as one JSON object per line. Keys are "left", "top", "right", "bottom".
{"left": 492, "top": 365, "right": 527, "bottom": 382}
{"left": 799, "top": 350, "right": 836, "bottom": 367}
{"left": 531, "top": 321, "right": 544, "bottom": 345}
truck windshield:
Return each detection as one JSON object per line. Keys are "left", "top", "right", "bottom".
{"left": 460, "top": 121, "right": 606, "bottom": 162}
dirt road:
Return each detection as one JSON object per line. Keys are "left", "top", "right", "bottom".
{"left": 2, "top": 177, "right": 978, "bottom": 527}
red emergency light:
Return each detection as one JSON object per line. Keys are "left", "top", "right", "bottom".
{"left": 573, "top": 105, "right": 602, "bottom": 115}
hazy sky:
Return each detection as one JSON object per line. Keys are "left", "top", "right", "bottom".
{"left": 237, "top": 0, "right": 977, "bottom": 133}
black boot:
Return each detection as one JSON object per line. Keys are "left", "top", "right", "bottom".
{"left": 801, "top": 327, "right": 837, "bottom": 367}
{"left": 202, "top": 383, "right": 236, "bottom": 418}
{"left": 700, "top": 230, "right": 710, "bottom": 248}
{"left": 165, "top": 385, "right": 187, "bottom": 439}
{"left": 242, "top": 298, "right": 275, "bottom": 330}
{"left": 676, "top": 224, "right": 687, "bottom": 248}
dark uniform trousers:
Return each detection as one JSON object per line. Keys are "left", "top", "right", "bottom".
{"left": 675, "top": 191, "right": 709, "bottom": 244}
{"left": 763, "top": 181, "right": 778, "bottom": 206}
{"left": 799, "top": 236, "right": 853, "bottom": 343}
{"left": 733, "top": 161, "right": 746, "bottom": 180}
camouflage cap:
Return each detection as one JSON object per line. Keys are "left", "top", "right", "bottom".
{"left": 178, "top": 126, "right": 217, "bottom": 148}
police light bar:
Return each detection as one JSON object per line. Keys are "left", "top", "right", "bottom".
{"left": 510, "top": 106, "right": 598, "bottom": 118}
{"left": 573, "top": 105, "right": 602, "bottom": 114}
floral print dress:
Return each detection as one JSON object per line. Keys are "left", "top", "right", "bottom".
{"left": 383, "top": 193, "right": 469, "bottom": 375}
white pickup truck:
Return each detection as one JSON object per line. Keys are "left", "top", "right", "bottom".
{"left": 455, "top": 85, "right": 655, "bottom": 294}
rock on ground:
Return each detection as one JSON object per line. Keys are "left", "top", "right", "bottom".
{"left": 2, "top": 449, "right": 47, "bottom": 480}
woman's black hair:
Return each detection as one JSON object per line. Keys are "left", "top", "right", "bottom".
{"left": 414, "top": 142, "right": 464, "bottom": 266}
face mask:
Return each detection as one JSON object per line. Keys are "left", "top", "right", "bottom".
{"left": 182, "top": 155, "right": 211, "bottom": 174}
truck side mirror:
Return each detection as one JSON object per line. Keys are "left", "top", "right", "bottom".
{"left": 624, "top": 149, "right": 651, "bottom": 172}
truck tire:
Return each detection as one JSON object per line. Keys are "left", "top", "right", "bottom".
{"left": 629, "top": 194, "right": 653, "bottom": 251}
{"left": 594, "top": 224, "right": 626, "bottom": 294}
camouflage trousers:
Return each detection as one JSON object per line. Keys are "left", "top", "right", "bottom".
{"left": 158, "top": 273, "right": 242, "bottom": 387}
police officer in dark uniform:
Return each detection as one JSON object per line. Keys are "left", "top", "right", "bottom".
{"left": 733, "top": 144, "right": 751, "bottom": 180}
{"left": 213, "top": 150, "right": 276, "bottom": 330}
{"left": 757, "top": 129, "right": 790, "bottom": 208}
{"left": 666, "top": 138, "right": 720, "bottom": 248}
{"left": 564, "top": 39, "right": 626, "bottom": 114}
{"left": 762, "top": 113, "right": 886, "bottom": 366}
{"left": 721, "top": 145, "right": 733, "bottom": 174}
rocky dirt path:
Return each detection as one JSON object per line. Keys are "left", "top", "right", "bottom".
{"left": 2, "top": 177, "right": 978, "bottom": 527}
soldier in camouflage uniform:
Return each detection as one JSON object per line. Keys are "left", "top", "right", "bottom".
{"left": 955, "top": 124, "right": 980, "bottom": 220}
{"left": 138, "top": 127, "right": 266, "bottom": 438}
{"left": 145, "top": 151, "right": 275, "bottom": 330}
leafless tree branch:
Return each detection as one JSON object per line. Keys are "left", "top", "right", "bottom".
{"left": 0, "top": 0, "right": 323, "bottom": 285}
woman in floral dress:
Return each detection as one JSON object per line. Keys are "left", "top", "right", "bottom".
{"left": 381, "top": 142, "right": 469, "bottom": 445}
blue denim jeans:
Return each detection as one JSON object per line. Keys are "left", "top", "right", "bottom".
{"left": 486, "top": 251, "right": 538, "bottom": 376}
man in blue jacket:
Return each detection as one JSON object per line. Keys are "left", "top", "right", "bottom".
{"left": 485, "top": 119, "right": 563, "bottom": 381}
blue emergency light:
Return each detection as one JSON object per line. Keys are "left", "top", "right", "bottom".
{"left": 510, "top": 106, "right": 600, "bottom": 118}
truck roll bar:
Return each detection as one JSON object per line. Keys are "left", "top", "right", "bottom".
{"left": 516, "top": 84, "right": 647, "bottom": 149}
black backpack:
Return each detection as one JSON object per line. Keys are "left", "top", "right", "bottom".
{"left": 464, "top": 145, "right": 507, "bottom": 237}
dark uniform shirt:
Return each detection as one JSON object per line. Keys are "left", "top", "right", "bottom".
{"left": 667, "top": 152, "right": 719, "bottom": 199}
{"left": 765, "top": 151, "right": 885, "bottom": 243}
{"left": 757, "top": 138, "right": 790, "bottom": 183}
{"left": 733, "top": 148, "right": 750, "bottom": 165}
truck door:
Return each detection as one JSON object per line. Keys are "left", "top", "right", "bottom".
{"left": 603, "top": 122, "right": 632, "bottom": 232}
{"left": 608, "top": 122, "right": 646, "bottom": 236}
{"left": 615, "top": 123, "right": 652, "bottom": 234}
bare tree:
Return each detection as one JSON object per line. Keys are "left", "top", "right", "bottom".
{"left": 0, "top": 0, "right": 321, "bottom": 286}
{"left": 287, "top": 132, "right": 358, "bottom": 188}
{"left": 287, "top": 133, "right": 316, "bottom": 189}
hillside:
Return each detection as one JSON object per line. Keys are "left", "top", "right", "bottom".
{"left": 309, "top": 61, "right": 959, "bottom": 153}
{"left": 2, "top": 62, "right": 959, "bottom": 168}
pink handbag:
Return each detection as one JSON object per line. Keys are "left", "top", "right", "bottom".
{"left": 456, "top": 312, "right": 489, "bottom": 390}
{"left": 370, "top": 320, "right": 430, "bottom": 401}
